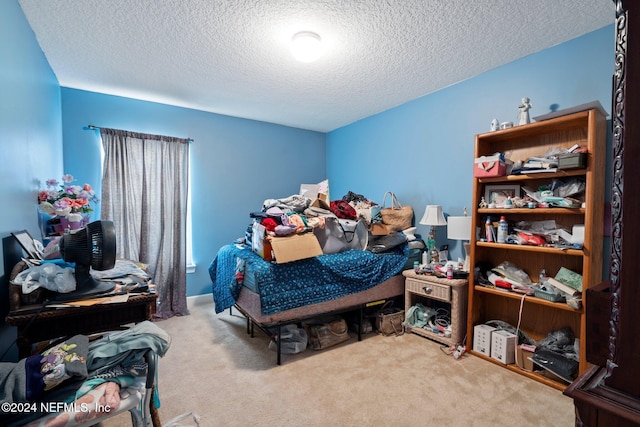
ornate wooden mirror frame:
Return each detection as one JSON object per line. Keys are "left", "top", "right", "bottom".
{"left": 564, "top": 1, "right": 640, "bottom": 425}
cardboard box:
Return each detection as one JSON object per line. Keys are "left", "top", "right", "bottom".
{"left": 490, "top": 330, "right": 516, "bottom": 365}
{"left": 251, "top": 222, "right": 272, "bottom": 260}
{"left": 473, "top": 324, "right": 496, "bottom": 356}
{"left": 310, "top": 194, "right": 330, "bottom": 210}
{"left": 516, "top": 344, "right": 537, "bottom": 371}
{"left": 268, "top": 233, "right": 323, "bottom": 263}
{"left": 474, "top": 155, "right": 506, "bottom": 178}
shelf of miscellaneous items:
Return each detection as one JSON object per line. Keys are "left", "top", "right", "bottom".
{"left": 475, "top": 241, "right": 584, "bottom": 256}
{"left": 467, "top": 107, "right": 606, "bottom": 391}
{"left": 473, "top": 285, "right": 583, "bottom": 313}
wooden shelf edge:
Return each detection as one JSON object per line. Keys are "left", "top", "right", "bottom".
{"left": 475, "top": 110, "right": 591, "bottom": 140}
{"left": 468, "top": 350, "right": 568, "bottom": 391}
{"left": 477, "top": 169, "right": 586, "bottom": 183}
{"left": 475, "top": 241, "right": 584, "bottom": 256}
{"left": 473, "top": 285, "right": 583, "bottom": 313}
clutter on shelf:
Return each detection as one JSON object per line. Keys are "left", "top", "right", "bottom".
{"left": 480, "top": 177, "right": 586, "bottom": 211}
{"left": 475, "top": 144, "right": 588, "bottom": 180}
{"left": 470, "top": 105, "right": 606, "bottom": 390}
{"left": 473, "top": 260, "right": 583, "bottom": 309}
{"left": 473, "top": 319, "right": 579, "bottom": 383}
{"left": 479, "top": 215, "right": 584, "bottom": 250}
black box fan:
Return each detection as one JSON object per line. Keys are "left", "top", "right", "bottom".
{"left": 54, "top": 220, "right": 117, "bottom": 301}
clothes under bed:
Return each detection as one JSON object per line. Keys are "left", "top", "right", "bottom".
{"left": 209, "top": 242, "right": 408, "bottom": 316}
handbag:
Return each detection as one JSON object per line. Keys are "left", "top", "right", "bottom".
{"left": 313, "top": 217, "right": 368, "bottom": 254}
{"left": 376, "top": 301, "right": 405, "bottom": 336}
{"left": 379, "top": 192, "right": 414, "bottom": 232}
{"left": 304, "top": 316, "right": 350, "bottom": 350}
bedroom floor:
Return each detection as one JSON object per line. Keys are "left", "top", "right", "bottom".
{"left": 102, "top": 294, "right": 575, "bottom": 427}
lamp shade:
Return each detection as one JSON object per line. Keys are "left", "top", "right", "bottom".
{"left": 419, "top": 205, "right": 447, "bottom": 226}
{"left": 447, "top": 216, "right": 472, "bottom": 241}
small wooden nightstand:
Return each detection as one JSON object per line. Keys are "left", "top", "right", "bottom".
{"left": 402, "top": 270, "right": 468, "bottom": 347}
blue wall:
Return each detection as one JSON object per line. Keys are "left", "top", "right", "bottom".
{"left": 0, "top": 1, "right": 63, "bottom": 238}
{"left": 60, "top": 89, "right": 326, "bottom": 296}
{"left": 0, "top": 0, "right": 63, "bottom": 361}
{"left": 327, "top": 25, "right": 614, "bottom": 264}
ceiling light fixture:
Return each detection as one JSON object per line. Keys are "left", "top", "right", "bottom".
{"left": 290, "top": 31, "right": 323, "bottom": 63}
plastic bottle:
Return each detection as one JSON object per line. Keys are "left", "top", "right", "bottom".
{"left": 497, "top": 216, "right": 508, "bottom": 243}
{"left": 539, "top": 268, "right": 547, "bottom": 285}
{"left": 485, "top": 217, "right": 494, "bottom": 242}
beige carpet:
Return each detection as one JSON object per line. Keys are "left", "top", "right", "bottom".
{"left": 103, "top": 294, "right": 575, "bottom": 427}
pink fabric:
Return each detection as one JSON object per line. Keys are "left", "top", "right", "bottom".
{"left": 23, "top": 382, "right": 142, "bottom": 427}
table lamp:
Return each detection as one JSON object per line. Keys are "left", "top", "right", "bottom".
{"left": 447, "top": 211, "right": 472, "bottom": 272}
{"left": 419, "top": 205, "right": 447, "bottom": 263}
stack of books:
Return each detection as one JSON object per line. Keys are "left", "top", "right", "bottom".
{"left": 514, "top": 144, "right": 586, "bottom": 174}
{"left": 547, "top": 267, "right": 583, "bottom": 296}
{"left": 520, "top": 157, "right": 558, "bottom": 173}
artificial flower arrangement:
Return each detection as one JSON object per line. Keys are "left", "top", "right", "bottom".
{"left": 38, "top": 174, "right": 98, "bottom": 226}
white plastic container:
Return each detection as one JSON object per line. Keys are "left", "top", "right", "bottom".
{"left": 268, "top": 325, "right": 308, "bottom": 354}
{"left": 497, "top": 216, "right": 508, "bottom": 243}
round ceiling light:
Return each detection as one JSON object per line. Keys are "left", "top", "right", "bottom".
{"left": 290, "top": 31, "right": 324, "bottom": 63}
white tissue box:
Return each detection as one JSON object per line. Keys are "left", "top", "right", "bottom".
{"left": 473, "top": 324, "right": 496, "bottom": 356}
{"left": 491, "top": 330, "right": 517, "bottom": 365}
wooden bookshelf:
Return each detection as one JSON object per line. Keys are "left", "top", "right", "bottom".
{"left": 466, "top": 108, "right": 606, "bottom": 390}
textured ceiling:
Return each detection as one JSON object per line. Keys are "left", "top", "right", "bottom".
{"left": 18, "top": 0, "right": 615, "bottom": 132}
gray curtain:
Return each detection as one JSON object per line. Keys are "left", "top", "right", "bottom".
{"left": 100, "top": 127, "right": 190, "bottom": 319}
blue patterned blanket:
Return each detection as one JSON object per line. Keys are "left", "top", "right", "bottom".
{"left": 209, "top": 243, "right": 408, "bottom": 315}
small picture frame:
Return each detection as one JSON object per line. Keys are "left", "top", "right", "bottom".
{"left": 485, "top": 184, "right": 521, "bottom": 206}
{"left": 11, "top": 230, "right": 42, "bottom": 260}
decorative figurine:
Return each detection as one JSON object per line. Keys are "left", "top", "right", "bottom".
{"left": 430, "top": 246, "right": 440, "bottom": 265}
{"left": 491, "top": 118, "right": 499, "bottom": 131}
{"left": 479, "top": 197, "right": 488, "bottom": 209}
{"left": 517, "top": 97, "right": 532, "bottom": 125}
{"left": 504, "top": 197, "right": 513, "bottom": 209}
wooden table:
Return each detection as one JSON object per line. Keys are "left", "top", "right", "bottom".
{"left": 5, "top": 293, "right": 157, "bottom": 358}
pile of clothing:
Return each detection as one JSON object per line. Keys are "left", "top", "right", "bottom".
{"left": 245, "top": 191, "right": 415, "bottom": 257}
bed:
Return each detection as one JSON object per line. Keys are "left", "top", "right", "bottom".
{"left": 209, "top": 242, "right": 408, "bottom": 364}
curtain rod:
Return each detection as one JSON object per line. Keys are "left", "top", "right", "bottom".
{"left": 87, "top": 124, "right": 193, "bottom": 142}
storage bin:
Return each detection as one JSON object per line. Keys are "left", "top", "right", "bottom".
{"left": 474, "top": 157, "right": 506, "bottom": 178}
{"left": 532, "top": 285, "right": 566, "bottom": 302}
